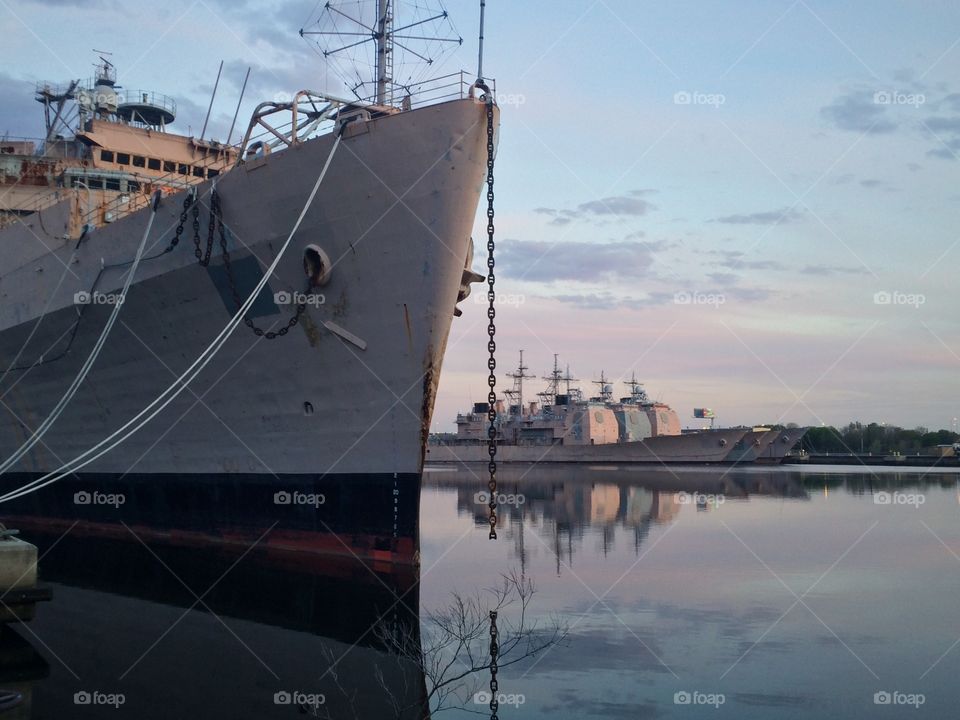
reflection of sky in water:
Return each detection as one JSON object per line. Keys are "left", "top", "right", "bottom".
{"left": 420, "top": 467, "right": 960, "bottom": 719}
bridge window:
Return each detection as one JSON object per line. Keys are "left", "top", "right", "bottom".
{"left": 100, "top": 150, "right": 114, "bottom": 162}
{"left": 147, "top": 158, "right": 161, "bottom": 170}
{"left": 105, "top": 178, "right": 120, "bottom": 191}
{"left": 178, "top": 163, "right": 188, "bottom": 175}
{"left": 192, "top": 166, "right": 204, "bottom": 178}
{"left": 132, "top": 155, "right": 145, "bottom": 168}
{"left": 163, "top": 160, "right": 175, "bottom": 172}
{"left": 116, "top": 153, "right": 130, "bottom": 165}
{"left": 207, "top": 169, "right": 219, "bottom": 178}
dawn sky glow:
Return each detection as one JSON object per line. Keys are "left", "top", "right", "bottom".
{"left": 2, "top": 0, "right": 957, "bottom": 431}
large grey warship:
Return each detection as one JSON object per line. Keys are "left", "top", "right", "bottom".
{"left": 428, "top": 353, "right": 807, "bottom": 465}
{"left": 0, "top": 5, "right": 496, "bottom": 563}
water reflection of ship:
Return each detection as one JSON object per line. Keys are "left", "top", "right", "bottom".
{"left": 427, "top": 466, "right": 808, "bottom": 570}
{"left": 16, "top": 530, "right": 428, "bottom": 718}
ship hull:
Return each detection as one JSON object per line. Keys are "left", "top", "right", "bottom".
{"left": 757, "top": 428, "right": 809, "bottom": 462}
{"left": 725, "top": 429, "right": 779, "bottom": 463}
{"left": 426, "top": 428, "right": 750, "bottom": 464}
{"left": 0, "top": 99, "right": 495, "bottom": 560}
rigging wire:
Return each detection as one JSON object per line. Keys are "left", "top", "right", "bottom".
{"left": 0, "top": 191, "right": 162, "bottom": 476}
{"left": 0, "top": 133, "right": 342, "bottom": 503}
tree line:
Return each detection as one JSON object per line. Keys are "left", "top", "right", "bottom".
{"left": 789, "top": 422, "right": 959, "bottom": 455}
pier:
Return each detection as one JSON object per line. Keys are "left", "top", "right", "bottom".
{"left": 0, "top": 526, "right": 51, "bottom": 623}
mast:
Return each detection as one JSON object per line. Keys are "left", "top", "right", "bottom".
{"left": 538, "top": 354, "right": 564, "bottom": 406}
{"left": 561, "top": 364, "right": 581, "bottom": 402}
{"left": 504, "top": 350, "right": 534, "bottom": 417}
{"left": 625, "top": 372, "right": 649, "bottom": 404}
{"left": 592, "top": 371, "right": 613, "bottom": 403}
{"left": 375, "top": 0, "right": 392, "bottom": 105}
{"left": 301, "top": 1, "right": 461, "bottom": 108}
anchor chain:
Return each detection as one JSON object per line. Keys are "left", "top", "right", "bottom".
{"left": 165, "top": 189, "right": 308, "bottom": 339}
{"left": 163, "top": 192, "right": 195, "bottom": 255}
{"left": 197, "top": 196, "right": 214, "bottom": 265}
{"left": 488, "top": 610, "right": 500, "bottom": 720}
{"left": 480, "top": 85, "right": 499, "bottom": 541}
{"left": 211, "top": 189, "right": 309, "bottom": 340}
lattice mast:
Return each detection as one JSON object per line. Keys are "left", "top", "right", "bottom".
{"left": 504, "top": 350, "right": 535, "bottom": 417}
{"left": 301, "top": 1, "right": 462, "bottom": 107}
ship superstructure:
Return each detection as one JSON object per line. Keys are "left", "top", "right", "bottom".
{"left": 2, "top": 57, "right": 234, "bottom": 237}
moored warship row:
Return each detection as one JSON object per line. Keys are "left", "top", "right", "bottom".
{"left": 428, "top": 353, "right": 808, "bottom": 465}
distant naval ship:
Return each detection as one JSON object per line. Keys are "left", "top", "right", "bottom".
{"left": 0, "top": 3, "right": 496, "bottom": 564}
{"left": 428, "top": 353, "right": 808, "bottom": 465}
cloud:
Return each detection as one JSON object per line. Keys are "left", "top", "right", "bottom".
{"left": 553, "top": 291, "right": 675, "bottom": 310}
{"left": 705, "top": 249, "right": 785, "bottom": 272}
{"left": 19, "top": 0, "right": 105, "bottom": 5}
{"left": 497, "top": 238, "right": 667, "bottom": 282}
{"left": 708, "top": 272, "right": 739, "bottom": 285}
{"left": 939, "top": 93, "right": 960, "bottom": 112}
{"left": 820, "top": 83, "right": 960, "bottom": 161}
{"left": 535, "top": 190, "right": 658, "bottom": 226}
{"left": 820, "top": 90, "right": 897, "bottom": 134}
{"left": 551, "top": 284, "right": 773, "bottom": 310}
{"left": 858, "top": 178, "right": 898, "bottom": 191}
{"left": 712, "top": 207, "right": 805, "bottom": 225}
{"left": 799, "top": 264, "right": 868, "bottom": 276}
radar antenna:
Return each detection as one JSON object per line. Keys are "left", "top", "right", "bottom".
{"left": 300, "top": 0, "right": 463, "bottom": 106}
{"left": 591, "top": 371, "right": 613, "bottom": 403}
{"left": 624, "top": 372, "right": 650, "bottom": 405}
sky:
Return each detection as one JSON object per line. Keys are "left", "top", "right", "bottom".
{"left": 2, "top": 0, "right": 958, "bottom": 432}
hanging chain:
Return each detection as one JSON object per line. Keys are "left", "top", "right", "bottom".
{"left": 162, "top": 192, "right": 194, "bottom": 255}
{"left": 488, "top": 610, "right": 500, "bottom": 720}
{"left": 196, "top": 195, "right": 214, "bottom": 265}
{"left": 210, "top": 189, "right": 309, "bottom": 340}
{"left": 481, "top": 86, "right": 499, "bottom": 541}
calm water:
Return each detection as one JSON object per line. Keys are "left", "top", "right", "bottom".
{"left": 3, "top": 464, "right": 959, "bottom": 718}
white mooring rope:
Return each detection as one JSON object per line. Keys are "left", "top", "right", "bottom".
{"left": 0, "top": 132, "right": 342, "bottom": 504}
{"left": 0, "top": 191, "right": 162, "bottom": 476}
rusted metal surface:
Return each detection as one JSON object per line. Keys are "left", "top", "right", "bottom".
{"left": 420, "top": 354, "right": 437, "bottom": 464}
